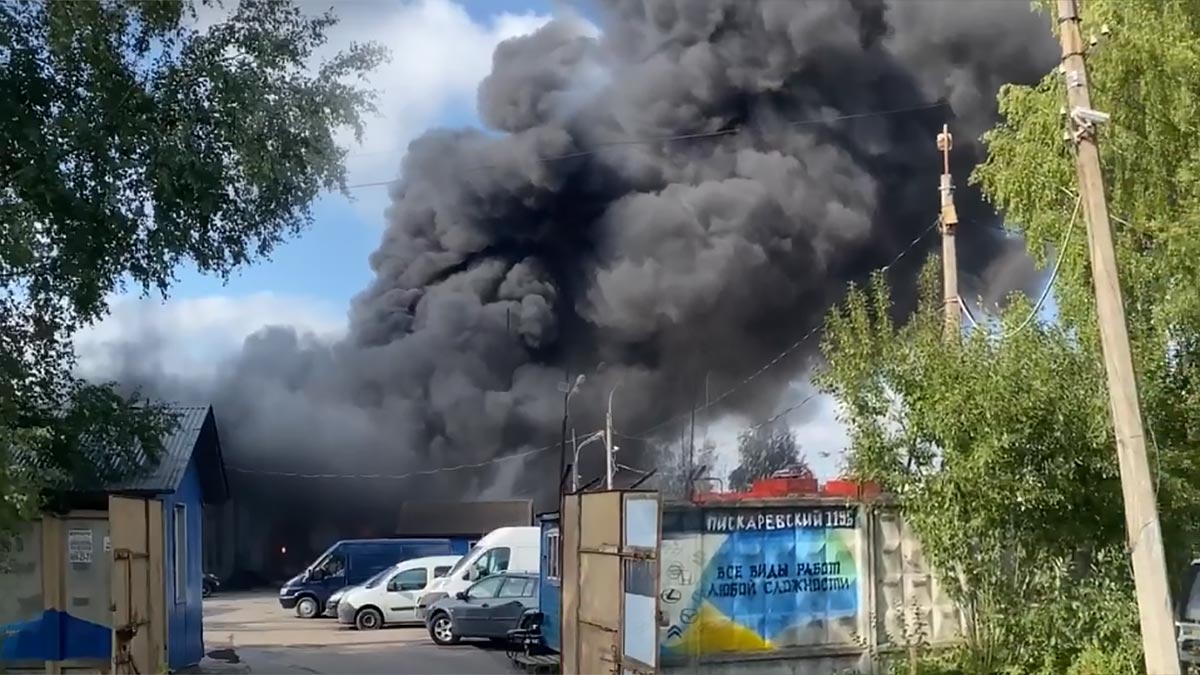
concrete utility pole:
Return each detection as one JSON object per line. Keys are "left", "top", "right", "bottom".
{"left": 605, "top": 382, "right": 622, "bottom": 490}
{"left": 1056, "top": 1, "right": 1179, "bottom": 672}
{"left": 936, "top": 124, "right": 960, "bottom": 338}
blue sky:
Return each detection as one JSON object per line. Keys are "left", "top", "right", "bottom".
{"left": 166, "top": 0, "right": 561, "bottom": 309}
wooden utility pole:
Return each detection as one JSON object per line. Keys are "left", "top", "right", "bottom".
{"left": 1056, "top": 1, "right": 1179, "bottom": 672}
{"left": 937, "top": 124, "right": 960, "bottom": 338}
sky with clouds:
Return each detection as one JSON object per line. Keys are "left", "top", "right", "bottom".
{"left": 73, "top": 0, "right": 1062, "bottom": 482}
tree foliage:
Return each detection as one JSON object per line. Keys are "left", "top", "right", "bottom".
{"left": 0, "top": 0, "right": 383, "bottom": 532}
{"left": 820, "top": 1, "right": 1200, "bottom": 671}
{"left": 728, "top": 423, "right": 807, "bottom": 491}
{"left": 654, "top": 437, "right": 717, "bottom": 499}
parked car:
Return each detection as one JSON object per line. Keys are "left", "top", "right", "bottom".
{"left": 324, "top": 565, "right": 398, "bottom": 618}
{"left": 424, "top": 572, "right": 539, "bottom": 646}
{"left": 338, "top": 555, "right": 460, "bottom": 630}
{"left": 202, "top": 573, "right": 220, "bottom": 598}
{"left": 279, "top": 538, "right": 462, "bottom": 619}
{"left": 416, "top": 527, "right": 540, "bottom": 621}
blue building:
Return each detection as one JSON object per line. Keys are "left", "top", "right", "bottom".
{"left": 146, "top": 405, "right": 229, "bottom": 670}
{"left": 538, "top": 511, "right": 562, "bottom": 654}
{"left": 0, "top": 404, "right": 229, "bottom": 673}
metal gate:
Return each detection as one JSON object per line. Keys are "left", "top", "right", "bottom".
{"left": 561, "top": 490, "right": 661, "bottom": 675}
{"left": 108, "top": 496, "right": 165, "bottom": 675}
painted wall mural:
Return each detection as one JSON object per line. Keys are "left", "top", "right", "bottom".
{"left": 659, "top": 505, "right": 860, "bottom": 657}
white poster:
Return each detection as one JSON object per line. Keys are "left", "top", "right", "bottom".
{"left": 68, "top": 529, "right": 93, "bottom": 564}
{"left": 103, "top": 535, "right": 112, "bottom": 552}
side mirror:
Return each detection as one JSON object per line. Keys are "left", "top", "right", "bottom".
{"left": 467, "top": 568, "right": 480, "bottom": 581}
{"left": 309, "top": 569, "right": 326, "bottom": 581}
{"left": 455, "top": 591, "right": 468, "bottom": 601}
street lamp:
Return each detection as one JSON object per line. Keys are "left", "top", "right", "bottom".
{"left": 573, "top": 430, "right": 605, "bottom": 491}
{"left": 559, "top": 373, "right": 586, "bottom": 494}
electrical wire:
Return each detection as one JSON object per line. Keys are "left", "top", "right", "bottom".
{"left": 959, "top": 195, "right": 1082, "bottom": 338}
{"left": 342, "top": 101, "right": 948, "bottom": 190}
{"left": 227, "top": 219, "right": 940, "bottom": 481}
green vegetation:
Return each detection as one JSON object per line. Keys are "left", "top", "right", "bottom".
{"left": 819, "top": 0, "right": 1200, "bottom": 672}
{"left": 0, "top": 0, "right": 383, "bottom": 537}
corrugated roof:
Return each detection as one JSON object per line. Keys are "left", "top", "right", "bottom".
{"left": 109, "top": 406, "right": 211, "bottom": 494}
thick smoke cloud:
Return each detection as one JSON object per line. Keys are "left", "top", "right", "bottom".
{"left": 111, "top": 0, "right": 1058, "bottom": 564}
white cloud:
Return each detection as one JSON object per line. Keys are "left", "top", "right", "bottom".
{"left": 186, "top": 1, "right": 555, "bottom": 222}
{"left": 321, "top": 0, "right": 554, "bottom": 220}
{"left": 74, "top": 293, "right": 345, "bottom": 382}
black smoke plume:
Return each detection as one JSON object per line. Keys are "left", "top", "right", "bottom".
{"left": 106, "top": 0, "right": 1058, "bottom": 572}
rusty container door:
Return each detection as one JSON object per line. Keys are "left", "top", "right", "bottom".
{"left": 108, "top": 496, "right": 165, "bottom": 675}
{"left": 562, "top": 490, "right": 661, "bottom": 675}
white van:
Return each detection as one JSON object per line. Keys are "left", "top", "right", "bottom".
{"left": 337, "top": 555, "right": 461, "bottom": 630}
{"left": 416, "top": 526, "right": 540, "bottom": 621}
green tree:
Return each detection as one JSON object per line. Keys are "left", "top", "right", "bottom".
{"left": 972, "top": 0, "right": 1200, "bottom": 584}
{"left": 727, "top": 424, "right": 806, "bottom": 491}
{"left": 818, "top": 266, "right": 1143, "bottom": 674}
{"left": 0, "top": 0, "right": 383, "bottom": 538}
{"left": 653, "top": 437, "right": 717, "bottom": 499}
{"left": 819, "top": 1, "right": 1200, "bottom": 671}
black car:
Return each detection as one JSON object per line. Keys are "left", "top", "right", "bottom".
{"left": 424, "top": 573, "right": 538, "bottom": 646}
{"left": 202, "top": 573, "right": 220, "bottom": 598}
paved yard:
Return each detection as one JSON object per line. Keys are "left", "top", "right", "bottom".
{"left": 202, "top": 592, "right": 520, "bottom": 674}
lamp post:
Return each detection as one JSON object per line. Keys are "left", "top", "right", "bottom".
{"left": 559, "top": 373, "right": 585, "bottom": 494}
{"left": 573, "top": 430, "right": 605, "bottom": 491}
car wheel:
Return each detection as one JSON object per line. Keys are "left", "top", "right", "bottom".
{"left": 428, "top": 613, "right": 460, "bottom": 645}
{"left": 202, "top": 584, "right": 212, "bottom": 599}
{"left": 355, "top": 607, "right": 384, "bottom": 631}
{"left": 295, "top": 596, "right": 320, "bottom": 619}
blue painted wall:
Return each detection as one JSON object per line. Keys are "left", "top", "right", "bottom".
{"left": 538, "top": 514, "right": 561, "bottom": 654}
{"left": 163, "top": 454, "right": 206, "bottom": 671}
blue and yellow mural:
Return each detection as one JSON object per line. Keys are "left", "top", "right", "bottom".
{"left": 659, "top": 505, "right": 860, "bottom": 656}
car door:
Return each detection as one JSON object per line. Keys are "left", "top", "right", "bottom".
{"left": 482, "top": 577, "right": 534, "bottom": 637}
{"left": 383, "top": 567, "right": 429, "bottom": 624}
{"left": 455, "top": 575, "right": 506, "bottom": 636}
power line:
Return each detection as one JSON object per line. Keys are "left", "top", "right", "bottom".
{"left": 342, "top": 101, "right": 949, "bottom": 190}
{"left": 959, "top": 194, "right": 1082, "bottom": 337}
{"left": 228, "top": 218, "right": 940, "bottom": 481}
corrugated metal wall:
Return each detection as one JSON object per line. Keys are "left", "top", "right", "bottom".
{"left": 658, "top": 501, "right": 962, "bottom": 674}
{"left": 0, "top": 512, "right": 121, "bottom": 673}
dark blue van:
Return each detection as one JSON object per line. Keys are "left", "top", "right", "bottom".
{"left": 279, "top": 538, "right": 468, "bottom": 618}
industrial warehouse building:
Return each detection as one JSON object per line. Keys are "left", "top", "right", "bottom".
{"left": 0, "top": 405, "right": 229, "bottom": 673}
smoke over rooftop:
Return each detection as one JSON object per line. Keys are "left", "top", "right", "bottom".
{"left": 109, "top": 0, "right": 1057, "bottom": 531}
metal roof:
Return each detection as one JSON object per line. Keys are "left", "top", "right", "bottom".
{"left": 27, "top": 404, "right": 231, "bottom": 503}
{"left": 110, "top": 406, "right": 212, "bottom": 494}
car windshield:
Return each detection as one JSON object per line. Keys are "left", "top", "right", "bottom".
{"left": 443, "top": 546, "right": 481, "bottom": 579}
{"left": 363, "top": 565, "right": 399, "bottom": 589}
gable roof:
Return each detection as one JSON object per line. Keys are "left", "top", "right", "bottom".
{"left": 109, "top": 405, "right": 229, "bottom": 502}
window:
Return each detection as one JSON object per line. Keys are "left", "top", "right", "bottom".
{"left": 472, "top": 547, "right": 511, "bottom": 579}
{"left": 433, "top": 565, "right": 452, "bottom": 578}
{"left": 174, "top": 505, "right": 186, "bottom": 603}
{"left": 467, "top": 575, "right": 506, "bottom": 599}
{"left": 321, "top": 554, "right": 346, "bottom": 579}
{"left": 388, "top": 568, "right": 428, "bottom": 592}
{"left": 545, "top": 529, "right": 560, "bottom": 582}
{"left": 496, "top": 576, "right": 535, "bottom": 595}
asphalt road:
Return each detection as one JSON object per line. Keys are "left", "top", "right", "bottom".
{"left": 202, "top": 592, "right": 521, "bottom": 674}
